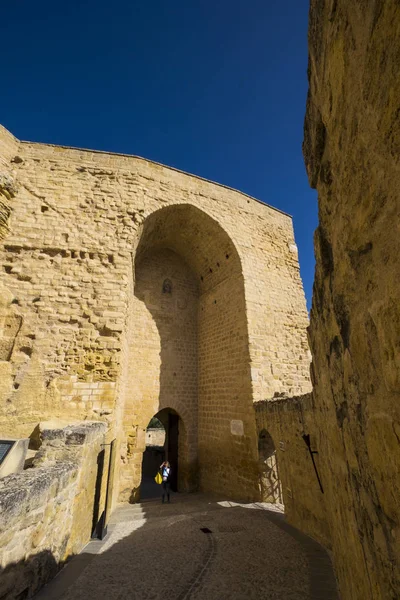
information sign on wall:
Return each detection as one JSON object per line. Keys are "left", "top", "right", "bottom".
{"left": 230, "top": 420, "right": 244, "bottom": 436}
{"left": 0, "top": 441, "right": 14, "bottom": 465}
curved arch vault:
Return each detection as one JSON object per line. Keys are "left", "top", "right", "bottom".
{"left": 118, "top": 204, "right": 259, "bottom": 502}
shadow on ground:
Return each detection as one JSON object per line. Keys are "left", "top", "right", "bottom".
{"left": 0, "top": 550, "right": 68, "bottom": 600}
{"left": 30, "top": 493, "right": 338, "bottom": 600}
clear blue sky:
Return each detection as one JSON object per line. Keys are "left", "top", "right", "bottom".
{"left": 1, "top": 0, "right": 317, "bottom": 309}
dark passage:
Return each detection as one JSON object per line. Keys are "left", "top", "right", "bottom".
{"left": 168, "top": 412, "right": 179, "bottom": 492}
{"left": 140, "top": 409, "right": 180, "bottom": 500}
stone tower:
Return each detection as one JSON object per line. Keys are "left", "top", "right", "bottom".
{"left": 0, "top": 124, "right": 311, "bottom": 502}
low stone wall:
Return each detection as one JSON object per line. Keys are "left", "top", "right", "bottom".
{"left": 0, "top": 421, "right": 108, "bottom": 600}
{"left": 254, "top": 395, "right": 330, "bottom": 547}
{"left": 145, "top": 427, "right": 165, "bottom": 447}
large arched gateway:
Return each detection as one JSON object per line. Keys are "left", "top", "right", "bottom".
{"left": 118, "top": 204, "right": 260, "bottom": 502}
{"left": 0, "top": 125, "right": 312, "bottom": 512}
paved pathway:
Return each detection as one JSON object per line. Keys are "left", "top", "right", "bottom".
{"left": 35, "top": 494, "right": 338, "bottom": 600}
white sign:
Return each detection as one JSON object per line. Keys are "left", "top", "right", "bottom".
{"left": 230, "top": 420, "right": 244, "bottom": 436}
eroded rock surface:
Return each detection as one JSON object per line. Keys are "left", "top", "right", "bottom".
{"left": 304, "top": 1, "right": 400, "bottom": 598}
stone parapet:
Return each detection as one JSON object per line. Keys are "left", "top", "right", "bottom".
{"left": 0, "top": 421, "right": 108, "bottom": 600}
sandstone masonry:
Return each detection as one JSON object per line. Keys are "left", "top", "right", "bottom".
{"left": 303, "top": 1, "right": 400, "bottom": 598}
{"left": 0, "top": 123, "right": 311, "bottom": 504}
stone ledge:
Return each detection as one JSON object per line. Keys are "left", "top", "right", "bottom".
{"left": 255, "top": 393, "right": 313, "bottom": 413}
{"left": 0, "top": 419, "right": 108, "bottom": 598}
{"left": 41, "top": 421, "right": 107, "bottom": 446}
{"left": 0, "top": 461, "right": 77, "bottom": 526}
{"left": 0, "top": 422, "right": 107, "bottom": 522}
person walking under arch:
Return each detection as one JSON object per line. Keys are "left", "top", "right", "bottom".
{"left": 160, "top": 461, "right": 171, "bottom": 503}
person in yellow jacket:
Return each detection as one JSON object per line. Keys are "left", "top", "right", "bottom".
{"left": 160, "top": 461, "right": 171, "bottom": 503}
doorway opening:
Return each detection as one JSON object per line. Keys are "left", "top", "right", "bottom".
{"left": 118, "top": 203, "right": 258, "bottom": 504}
{"left": 258, "top": 429, "right": 283, "bottom": 505}
{"left": 140, "top": 408, "right": 181, "bottom": 499}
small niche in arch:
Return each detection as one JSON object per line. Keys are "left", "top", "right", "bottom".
{"left": 162, "top": 278, "right": 172, "bottom": 294}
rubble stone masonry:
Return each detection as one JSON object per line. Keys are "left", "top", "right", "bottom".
{"left": 0, "top": 421, "right": 107, "bottom": 600}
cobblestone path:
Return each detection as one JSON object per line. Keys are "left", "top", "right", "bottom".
{"left": 35, "top": 494, "right": 338, "bottom": 600}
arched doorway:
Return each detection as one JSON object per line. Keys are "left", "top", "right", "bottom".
{"left": 141, "top": 416, "right": 166, "bottom": 499}
{"left": 258, "top": 429, "right": 283, "bottom": 504}
{"left": 140, "top": 408, "right": 184, "bottom": 499}
{"left": 118, "top": 204, "right": 259, "bottom": 503}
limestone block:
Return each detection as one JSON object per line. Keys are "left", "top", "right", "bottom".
{"left": 0, "top": 421, "right": 108, "bottom": 599}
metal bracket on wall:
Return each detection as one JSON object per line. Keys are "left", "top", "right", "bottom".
{"left": 302, "top": 434, "right": 324, "bottom": 494}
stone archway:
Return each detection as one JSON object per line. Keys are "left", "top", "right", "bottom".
{"left": 258, "top": 429, "right": 283, "bottom": 504}
{"left": 140, "top": 408, "right": 187, "bottom": 499}
{"left": 118, "top": 204, "right": 260, "bottom": 503}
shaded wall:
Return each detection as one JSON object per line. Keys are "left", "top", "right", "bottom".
{"left": 118, "top": 246, "right": 198, "bottom": 500}
{"left": 304, "top": 2, "right": 400, "bottom": 598}
{"left": 257, "top": 428, "right": 283, "bottom": 504}
{"left": 198, "top": 269, "right": 258, "bottom": 500}
{"left": 255, "top": 395, "right": 330, "bottom": 547}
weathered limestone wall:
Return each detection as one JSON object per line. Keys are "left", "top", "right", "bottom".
{"left": 0, "top": 127, "right": 19, "bottom": 243}
{"left": 0, "top": 124, "right": 311, "bottom": 502}
{"left": 198, "top": 266, "right": 258, "bottom": 500}
{"left": 304, "top": 2, "right": 400, "bottom": 598}
{"left": 0, "top": 421, "right": 107, "bottom": 600}
{"left": 255, "top": 395, "right": 330, "bottom": 547}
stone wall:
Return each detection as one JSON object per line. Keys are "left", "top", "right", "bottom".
{"left": 0, "top": 421, "right": 107, "bottom": 600}
{"left": 145, "top": 428, "right": 165, "bottom": 447}
{"left": 0, "top": 124, "right": 311, "bottom": 502}
{"left": 119, "top": 244, "right": 199, "bottom": 499}
{"left": 304, "top": 1, "right": 400, "bottom": 598}
{"left": 255, "top": 395, "right": 330, "bottom": 547}
{"left": 0, "top": 127, "right": 19, "bottom": 243}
